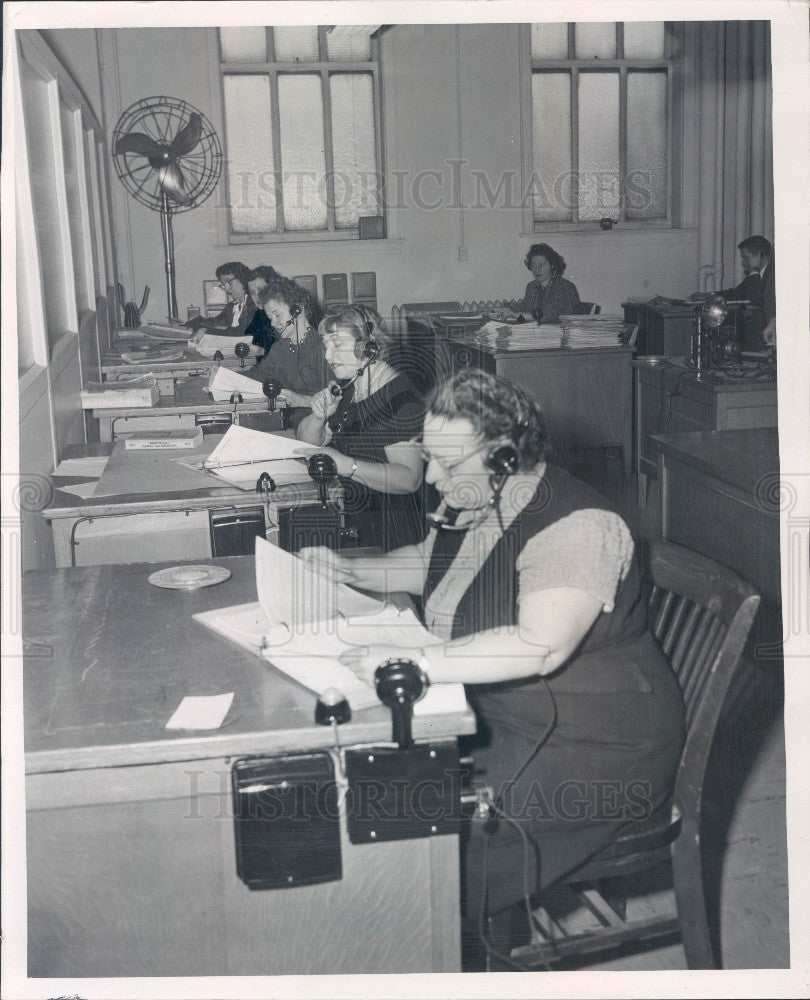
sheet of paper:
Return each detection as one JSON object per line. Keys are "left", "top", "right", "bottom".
{"left": 192, "top": 332, "right": 261, "bottom": 358}
{"left": 55, "top": 481, "right": 98, "bottom": 499}
{"left": 193, "top": 602, "right": 467, "bottom": 716}
{"left": 207, "top": 458, "right": 312, "bottom": 491}
{"left": 207, "top": 366, "right": 266, "bottom": 401}
{"left": 206, "top": 424, "right": 320, "bottom": 468}
{"left": 255, "top": 535, "right": 384, "bottom": 628}
{"left": 52, "top": 456, "right": 110, "bottom": 478}
{"left": 165, "top": 692, "right": 234, "bottom": 730}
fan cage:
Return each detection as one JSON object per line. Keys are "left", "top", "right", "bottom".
{"left": 112, "top": 95, "right": 222, "bottom": 213}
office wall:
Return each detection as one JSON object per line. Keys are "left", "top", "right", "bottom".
{"left": 93, "top": 23, "right": 701, "bottom": 320}
{"left": 39, "top": 29, "right": 103, "bottom": 121}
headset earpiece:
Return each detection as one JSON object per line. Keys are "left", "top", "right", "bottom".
{"left": 289, "top": 303, "right": 302, "bottom": 319}
{"left": 485, "top": 443, "right": 519, "bottom": 477}
{"left": 363, "top": 338, "right": 379, "bottom": 361}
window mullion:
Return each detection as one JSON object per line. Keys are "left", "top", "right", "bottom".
{"left": 267, "top": 67, "right": 285, "bottom": 233}
{"left": 321, "top": 67, "right": 336, "bottom": 232}
{"left": 571, "top": 67, "right": 579, "bottom": 224}
{"left": 619, "top": 65, "right": 627, "bottom": 223}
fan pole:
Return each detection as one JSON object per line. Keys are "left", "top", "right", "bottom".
{"left": 160, "top": 192, "right": 179, "bottom": 320}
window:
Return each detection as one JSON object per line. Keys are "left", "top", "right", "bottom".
{"left": 218, "top": 25, "right": 384, "bottom": 242}
{"left": 526, "top": 22, "right": 672, "bottom": 229}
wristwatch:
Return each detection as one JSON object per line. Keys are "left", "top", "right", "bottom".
{"left": 347, "top": 460, "right": 358, "bottom": 479}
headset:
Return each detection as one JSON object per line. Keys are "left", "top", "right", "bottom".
{"left": 428, "top": 384, "right": 529, "bottom": 532}
{"left": 329, "top": 311, "right": 381, "bottom": 398}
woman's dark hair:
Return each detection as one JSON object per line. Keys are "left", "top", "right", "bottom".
{"left": 524, "top": 243, "right": 566, "bottom": 277}
{"left": 215, "top": 261, "right": 252, "bottom": 288}
{"left": 428, "top": 369, "right": 547, "bottom": 469}
{"left": 246, "top": 264, "right": 282, "bottom": 285}
{"left": 318, "top": 304, "right": 395, "bottom": 361}
{"left": 737, "top": 235, "right": 773, "bottom": 260}
{"left": 256, "top": 275, "right": 323, "bottom": 329}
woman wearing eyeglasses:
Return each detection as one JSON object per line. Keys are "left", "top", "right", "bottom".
{"left": 301, "top": 369, "right": 685, "bottom": 936}
{"left": 184, "top": 261, "right": 256, "bottom": 337}
{"left": 295, "top": 305, "right": 426, "bottom": 550}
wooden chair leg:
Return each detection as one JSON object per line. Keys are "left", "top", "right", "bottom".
{"left": 671, "top": 831, "right": 719, "bottom": 968}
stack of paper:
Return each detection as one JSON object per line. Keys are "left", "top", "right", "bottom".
{"left": 558, "top": 314, "right": 630, "bottom": 349}
{"left": 473, "top": 321, "right": 564, "bottom": 352}
{"left": 80, "top": 376, "right": 159, "bottom": 409}
{"left": 119, "top": 349, "right": 186, "bottom": 364}
{"left": 194, "top": 537, "right": 467, "bottom": 715}
{"left": 207, "top": 366, "right": 267, "bottom": 401}
{"left": 192, "top": 332, "right": 258, "bottom": 359}
{"left": 138, "top": 323, "right": 193, "bottom": 343}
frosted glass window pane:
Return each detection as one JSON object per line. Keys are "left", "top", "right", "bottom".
{"left": 623, "top": 22, "right": 665, "bottom": 58}
{"left": 223, "top": 75, "right": 277, "bottom": 234}
{"left": 219, "top": 27, "right": 267, "bottom": 62}
{"left": 578, "top": 72, "right": 619, "bottom": 221}
{"left": 327, "top": 27, "right": 372, "bottom": 61}
{"left": 575, "top": 23, "right": 616, "bottom": 59}
{"left": 273, "top": 26, "right": 319, "bottom": 61}
{"left": 531, "top": 72, "right": 572, "bottom": 222}
{"left": 278, "top": 74, "right": 327, "bottom": 230}
{"left": 20, "top": 60, "right": 69, "bottom": 350}
{"left": 627, "top": 71, "right": 667, "bottom": 219}
{"left": 60, "top": 99, "right": 90, "bottom": 314}
{"left": 530, "top": 23, "right": 569, "bottom": 59}
{"left": 330, "top": 73, "right": 377, "bottom": 228}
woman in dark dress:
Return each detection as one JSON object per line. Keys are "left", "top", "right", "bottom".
{"left": 296, "top": 305, "right": 426, "bottom": 550}
{"left": 521, "top": 243, "right": 581, "bottom": 323}
{"left": 302, "top": 369, "right": 686, "bottom": 934}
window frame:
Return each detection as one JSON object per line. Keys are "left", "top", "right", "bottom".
{"left": 520, "top": 22, "right": 675, "bottom": 234}
{"left": 215, "top": 25, "right": 386, "bottom": 245}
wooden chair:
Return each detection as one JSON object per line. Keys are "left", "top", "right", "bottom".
{"left": 499, "top": 541, "right": 761, "bottom": 970}
{"left": 574, "top": 301, "right": 601, "bottom": 315}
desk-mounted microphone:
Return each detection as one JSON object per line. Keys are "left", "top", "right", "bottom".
{"left": 235, "top": 342, "right": 251, "bottom": 368}
{"left": 375, "top": 658, "right": 429, "bottom": 750}
{"left": 262, "top": 378, "right": 282, "bottom": 412}
{"left": 307, "top": 452, "right": 338, "bottom": 504}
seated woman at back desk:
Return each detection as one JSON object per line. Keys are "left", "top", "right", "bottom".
{"left": 243, "top": 277, "right": 330, "bottom": 417}
{"left": 295, "top": 305, "right": 426, "bottom": 550}
{"left": 244, "top": 265, "right": 282, "bottom": 358}
{"left": 521, "top": 243, "right": 581, "bottom": 323}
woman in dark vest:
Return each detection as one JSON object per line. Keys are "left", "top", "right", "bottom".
{"left": 301, "top": 369, "right": 685, "bottom": 930}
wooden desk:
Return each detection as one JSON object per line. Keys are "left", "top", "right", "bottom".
{"left": 440, "top": 339, "right": 634, "bottom": 473}
{"left": 102, "top": 345, "right": 259, "bottom": 396}
{"left": 634, "top": 358, "right": 778, "bottom": 506}
{"left": 24, "top": 557, "right": 476, "bottom": 976}
{"left": 93, "top": 375, "right": 286, "bottom": 442}
{"left": 44, "top": 437, "right": 338, "bottom": 568}
{"left": 622, "top": 298, "right": 696, "bottom": 356}
{"left": 653, "top": 429, "right": 782, "bottom": 657}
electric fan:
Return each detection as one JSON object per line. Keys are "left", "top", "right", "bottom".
{"left": 112, "top": 96, "right": 222, "bottom": 319}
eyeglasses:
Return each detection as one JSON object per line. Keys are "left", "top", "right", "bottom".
{"left": 410, "top": 437, "right": 487, "bottom": 475}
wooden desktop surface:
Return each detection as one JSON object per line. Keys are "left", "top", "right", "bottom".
{"left": 24, "top": 555, "right": 475, "bottom": 772}
{"left": 92, "top": 373, "right": 278, "bottom": 416}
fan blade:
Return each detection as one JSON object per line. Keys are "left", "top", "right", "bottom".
{"left": 158, "top": 162, "right": 191, "bottom": 205}
{"left": 115, "top": 131, "right": 166, "bottom": 159}
{"left": 169, "top": 113, "right": 203, "bottom": 158}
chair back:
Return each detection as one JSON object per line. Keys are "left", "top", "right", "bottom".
{"left": 647, "top": 540, "right": 760, "bottom": 805}
{"left": 573, "top": 301, "right": 601, "bottom": 315}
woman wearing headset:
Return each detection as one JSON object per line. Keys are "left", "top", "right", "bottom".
{"left": 302, "top": 369, "right": 685, "bottom": 940}
{"left": 244, "top": 276, "right": 330, "bottom": 419}
{"left": 295, "top": 305, "right": 426, "bottom": 551}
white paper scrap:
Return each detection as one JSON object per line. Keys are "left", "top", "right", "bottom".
{"left": 165, "top": 692, "right": 235, "bottom": 730}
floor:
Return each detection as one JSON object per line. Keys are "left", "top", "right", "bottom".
{"left": 465, "top": 456, "right": 790, "bottom": 971}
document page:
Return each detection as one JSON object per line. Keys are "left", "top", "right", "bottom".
{"left": 207, "top": 366, "right": 267, "bottom": 401}
{"left": 205, "top": 424, "right": 320, "bottom": 468}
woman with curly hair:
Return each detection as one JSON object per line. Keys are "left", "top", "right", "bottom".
{"left": 521, "top": 243, "right": 582, "bottom": 323}
{"left": 244, "top": 276, "right": 330, "bottom": 413}
{"left": 301, "top": 369, "right": 685, "bottom": 945}
{"left": 295, "top": 305, "right": 426, "bottom": 550}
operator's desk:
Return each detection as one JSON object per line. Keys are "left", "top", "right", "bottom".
{"left": 437, "top": 336, "right": 633, "bottom": 473}
{"left": 102, "top": 337, "right": 261, "bottom": 396}
{"left": 634, "top": 357, "right": 778, "bottom": 506}
{"left": 24, "top": 555, "right": 476, "bottom": 976}
{"left": 92, "top": 374, "right": 283, "bottom": 442}
{"left": 44, "top": 434, "right": 333, "bottom": 568}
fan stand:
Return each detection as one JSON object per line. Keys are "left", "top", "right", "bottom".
{"left": 160, "top": 191, "right": 179, "bottom": 321}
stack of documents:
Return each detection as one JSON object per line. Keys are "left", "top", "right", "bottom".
{"left": 207, "top": 365, "right": 268, "bottom": 401}
{"left": 558, "top": 314, "right": 629, "bottom": 348}
{"left": 138, "top": 323, "right": 192, "bottom": 343}
{"left": 194, "top": 537, "right": 467, "bottom": 715}
{"left": 80, "top": 376, "right": 159, "bottom": 409}
{"left": 192, "top": 332, "right": 258, "bottom": 359}
{"left": 473, "top": 321, "right": 564, "bottom": 351}
{"left": 118, "top": 349, "right": 186, "bottom": 364}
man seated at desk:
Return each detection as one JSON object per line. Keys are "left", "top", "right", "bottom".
{"left": 717, "top": 235, "right": 776, "bottom": 349}
{"left": 185, "top": 262, "right": 256, "bottom": 338}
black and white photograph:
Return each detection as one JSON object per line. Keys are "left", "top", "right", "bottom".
{"left": 2, "top": 1, "right": 808, "bottom": 997}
